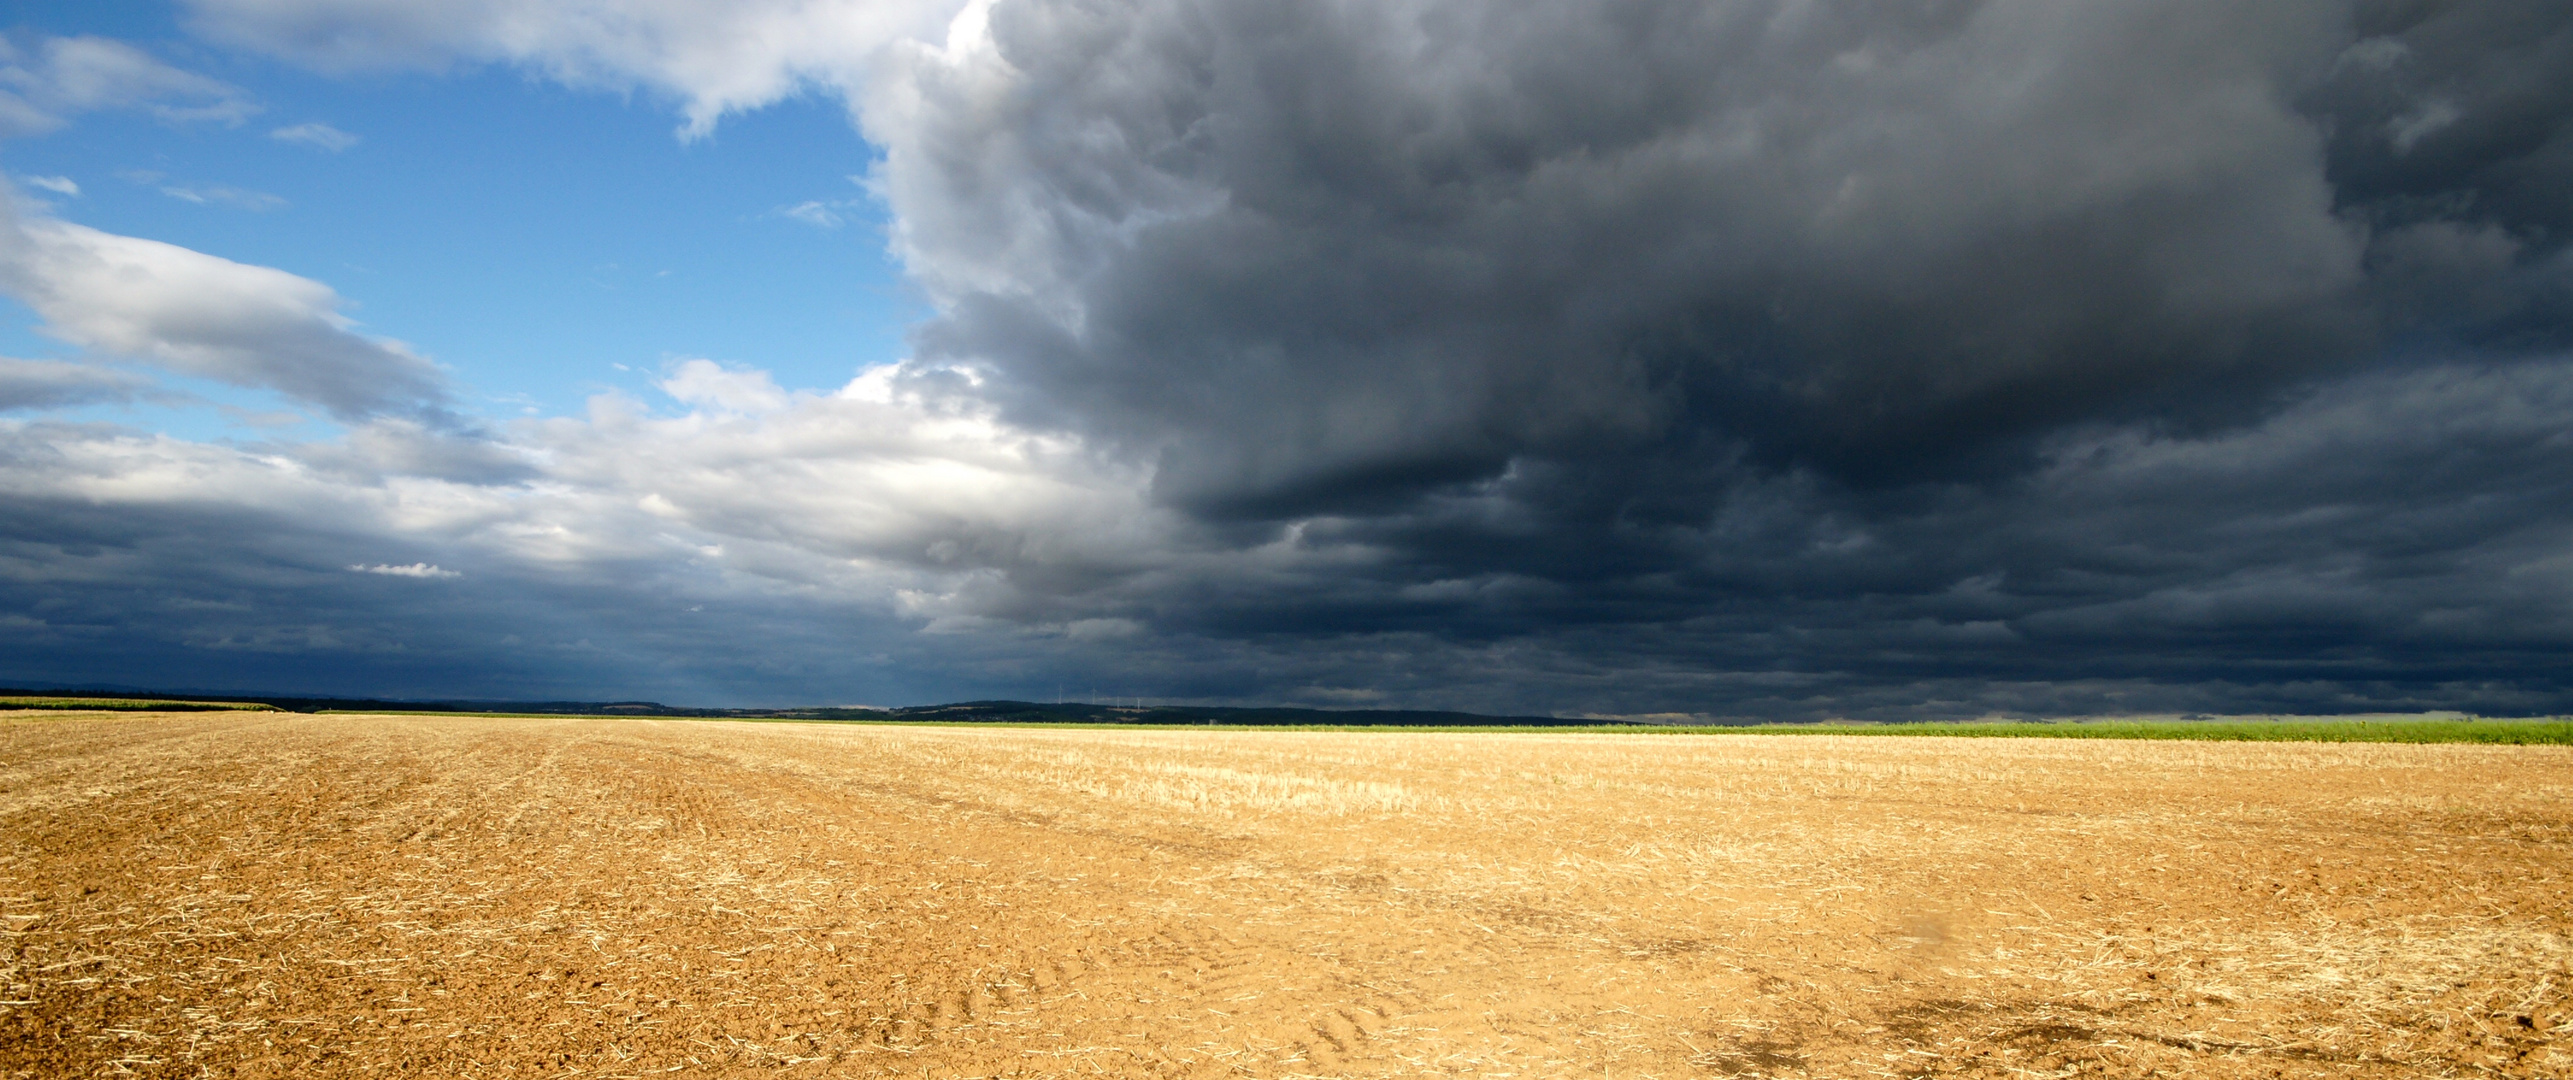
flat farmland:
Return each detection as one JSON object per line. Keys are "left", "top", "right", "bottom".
{"left": 2, "top": 714, "right": 2567, "bottom": 1078}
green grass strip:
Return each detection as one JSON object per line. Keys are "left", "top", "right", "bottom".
{"left": 0, "top": 696, "right": 278, "bottom": 712}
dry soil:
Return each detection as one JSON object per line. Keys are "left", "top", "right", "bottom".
{"left": 2, "top": 712, "right": 2567, "bottom": 1078}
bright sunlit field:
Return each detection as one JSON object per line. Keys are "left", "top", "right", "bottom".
{"left": 4, "top": 712, "right": 2567, "bottom": 1077}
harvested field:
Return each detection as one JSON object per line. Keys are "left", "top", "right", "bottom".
{"left": 2, "top": 712, "right": 2568, "bottom": 1078}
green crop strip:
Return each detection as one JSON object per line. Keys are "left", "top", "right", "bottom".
{"left": 0, "top": 696, "right": 278, "bottom": 712}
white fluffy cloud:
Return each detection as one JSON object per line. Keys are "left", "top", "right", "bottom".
{"left": 0, "top": 185, "right": 451, "bottom": 422}
{"left": 656, "top": 358, "right": 791, "bottom": 414}
{"left": 186, "top": 0, "right": 969, "bottom": 136}
{"left": 540, "top": 361, "right": 1173, "bottom": 598}
{"left": 1, "top": 353, "right": 1180, "bottom": 648}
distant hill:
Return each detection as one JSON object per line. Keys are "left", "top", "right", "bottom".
{"left": 877, "top": 700, "right": 1609, "bottom": 726}
{"left": 0, "top": 687, "right": 1605, "bottom": 727}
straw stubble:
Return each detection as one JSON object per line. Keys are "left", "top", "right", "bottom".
{"left": 1, "top": 712, "right": 2565, "bottom": 1077}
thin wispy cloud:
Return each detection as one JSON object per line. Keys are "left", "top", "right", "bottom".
{"left": 0, "top": 34, "right": 256, "bottom": 137}
{"left": 350, "top": 563, "right": 463, "bottom": 579}
{"left": 157, "top": 184, "right": 286, "bottom": 211}
{"left": 778, "top": 200, "right": 850, "bottom": 229}
{"left": 269, "top": 121, "right": 357, "bottom": 151}
{"left": 18, "top": 174, "right": 78, "bottom": 196}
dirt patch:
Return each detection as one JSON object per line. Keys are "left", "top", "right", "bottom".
{"left": 2, "top": 713, "right": 2566, "bottom": 1076}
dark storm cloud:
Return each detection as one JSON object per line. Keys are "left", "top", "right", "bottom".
{"left": 2304, "top": 1, "right": 2573, "bottom": 350}
{"left": 904, "top": 0, "right": 2387, "bottom": 505}
{"left": 1001, "top": 357, "right": 2573, "bottom": 718}
{"left": 868, "top": 0, "right": 2573, "bottom": 713}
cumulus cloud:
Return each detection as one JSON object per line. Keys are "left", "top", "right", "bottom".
{"left": 551, "top": 361, "right": 1167, "bottom": 591}
{"left": 0, "top": 358, "right": 1185, "bottom": 703}
{"left": 0, "top": 33, "right": 257, "bottom": 136}
{"left": 657, "top": 358, "right": 791, "bottom": 414}
{"left": 0, "top": 184, "right": 454, "bottom": 423}
{"left": 6, "top": 0, "right": 2563, "bottom": 716}
{"left": 269, "top": 120, "right": 357, "bottom": 150}
{"left": 185, "top": 0, "right": 967, "bottom": 137}
{"left": 872, "top": 0, "right": 2400, "bottom": 512}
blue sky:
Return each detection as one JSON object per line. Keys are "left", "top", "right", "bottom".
{"left": 3, "top": 6, "right": 919, "bottom": 437}
{"left": 2, "top": 1, "right": 2571, "bottom": 718}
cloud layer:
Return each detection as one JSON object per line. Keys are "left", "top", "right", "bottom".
{"left": 3, "top": 1, "right": 2568, "bottom": 715}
